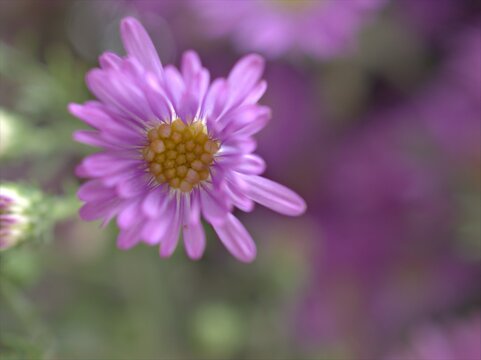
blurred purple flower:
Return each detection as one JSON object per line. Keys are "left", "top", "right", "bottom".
{"left": 256, "top": 62, "right": 321, "bottom": 179}
{"left": 194, "top": 0, "right": 386, "bottom": 59}
{"left": 294, "top": 107, "right": 480, "bottom": 356}
{"left": 70, "top": 17, "right": 306, "bottom": 262}
{"left": 415, "top": 24, "right": 481, "bottom": 164}
{"left": 385, "top": 313, "right": 481, "bottom": 360}
{"left": 396, "top": 0, "right": 466, "bottom": 40}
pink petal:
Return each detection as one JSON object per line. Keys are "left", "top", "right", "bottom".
{"left": 73, "top": 130, "right": 117, "bottom": 149}
{"left": 78, "top": 180, "right": 116, "bottom": 202}
{"left": 180, "top": 51, "right": 210, "bottom": 120}
{"left": 80, "top": 153, "right": 140, "bottom": 177}
{"left": 184, "top": 190, "right": 201, "bottom": 225}
{"left": 163, "top": 65, "right": 185, "bottom": 112}
{"left": 182, "top": 195, "right": 206, "bottom": 260}
{"left": 218, "top": 105, "right": 270, "bottom": 137}
{"left": 227, "top": 54, "right": 265, "bottom": 107}
{"left": 142, "top": 211, "right": 172, "bottom": 245}
{"left": 145, "top": 74, "right": 176, "bottom": 121}
{"left": 225, "top": 175, "right": 255, "bottom": 212}
{"left": 86, "top": 67, "right": 153, "bottom": 124}
{"left": 69, "top": 103, "right": 139, "bottom": 141}
{"left": 220, "top": 154, "right": 266, "bottom": 175}
{"left": 242, "top": 175, "right": 306, "bottom": 216}
{"left": 202, "top": 78, "right": 229, "bottom": 122}
{"left": 182, "top": 190, "right": 205, "bottom": 260}
{"left": 183, "top": 221, "right": 206, "bottom": 260}
{"left": 120, "top": 17, "right": 163, "bottom": 77}
{"left": 243, "top": 80, "right": 267, "bottom": 105}
{"left": 159, "top": 200, "right": 181, "bottom": 257}
{"left": 117, "top": 223, "right": 142, "bottom": 250}
{"left": 221, "top": 137, "right": 257, "bottom": 154}
{"left": 214, "top": 213, "right": 256, "bottom": 263}
{"left": 141, "top": 188, "right": 169, "bottom": 218}
{"left": 116, "top": 174, "right": 149, "bottom": 198}
{"left": 117, "top": 200, "right": 142, "bottom": 229}
{"left": 99, "top": 52, "right": 122, "bottom": 70}
{"left": 200, "top": 188, "right": 230, "bottom": 225}
{"left": 181, "top": 51, "right": 202, "bottom": 83}
{"left": 79, "top": 198, "right": 121, "bottom": 222}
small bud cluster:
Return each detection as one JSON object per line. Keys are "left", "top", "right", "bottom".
{"left": 0, "top": 184, "right": 46, "bottom": 251}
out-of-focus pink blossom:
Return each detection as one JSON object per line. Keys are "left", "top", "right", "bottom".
{"left": 385, "top": 313, "right": 481, "bottom": 360}
{"left": 295, "top": 110, "right": 479, "bottom": 357}
{"left": 194, "top": 0, "right": 386, "bottom": 59}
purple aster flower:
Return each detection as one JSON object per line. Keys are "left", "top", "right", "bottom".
{"left": 194, "top": 0, "right": 386, "bottom": 59}
{"left": 70, "top": 17, "right": 306, "bottom": 262}
{"left": 385, "top": 313, "right": 481, "bottom": 360}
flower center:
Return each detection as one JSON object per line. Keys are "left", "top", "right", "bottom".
{"left": 142, "top": 119, "right": 220, "bottom": 193}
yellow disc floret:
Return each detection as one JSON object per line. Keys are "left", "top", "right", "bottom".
{"left": 142, "top": 119, "right": 220, "bottom": 192}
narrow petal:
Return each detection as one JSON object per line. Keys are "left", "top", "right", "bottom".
{"left": 200, "top": 188, "right": 230, "bottom": 225}
{"left": 219, "top": 154, "right": 266, "bottom": 175}
{"left": 87, "top": 60, "right": 156, "bottom": 125}
{"left": 222, "top": 106, "right": 270, "bottom": 137}
{"left": 202, "top": 78, "right": 229, "bottom": 122}
{"left": 117, "top": 223, "right": 142, "bottom": 250}
{"left": 141, "top": 188, "right": 169, "bottom": 218}
{"left": 163, "top": 65, "right": 185, "bottom": 112}
{"left": 180, "top": 51, "right": 210, "bottom": 120}
{"left": 242, "top": 175, "right": 307, "bottom": 216}
{"left": 120, "top": 17, "right": 163, "bottom": 76}
{"left": 213, "top": 213, "right": 256, "bottom": 263}
{"left": 182, "top": 194, "right": 205, "bottom": 260}
{"left": 159, "top": 200, "right": 181, "bottom": 258}
{"left": 227, "top": 54, "right": 265, "bottom": 107}
{"left": 78, "top": 180, "right": 116, "bottom": 202}
{"left": 117, "top": 200, "right": 142, "bottom": 229}
{"left": 224, "top": 175, "right": 255, "bottom": 212}
{"left": 73, "top": 130, "right": 118, "bottom": 149}
{"left": 183, "top": 221, "right": 206, "bottom": 260}
{"left": 99, "top": 52, "right": 123, "bottom": 70}
{"left": 69, "top": 102, "right": 138, "bottom": 140}
{"left": 145, "top": 74, "right": 176, "bottom": 121}
{"left": 80, "top": 153, "right": 140, "bottom": 177}
{"left": 116, "top": 174, "right": 149, "bottom": 198}
{"left": 79, "top": 198, "right": 122, "bottom": 222}
{"left": 181, "top": 51, "right": 202, "bottom": 83}
{"left": 243, "top": 80, "right": 267, "bottom": 105}
{"left": 221, "top": 137, "right": 257, "bottom": 155}
{"left": 142, "top": 204, "right": 172, "bottom": 245}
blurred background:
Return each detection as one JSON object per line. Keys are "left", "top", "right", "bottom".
{"left": 0, "top": 0, "right": 480, "bottom": 359}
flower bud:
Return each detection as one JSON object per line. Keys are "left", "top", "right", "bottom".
{"left": 0, "top": 184, "right": 45, "bottom": 251}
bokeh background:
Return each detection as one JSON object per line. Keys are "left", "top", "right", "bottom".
{"left": 0, "top": 0, "right": 480, "bottom": 359}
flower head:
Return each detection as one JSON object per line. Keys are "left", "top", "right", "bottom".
{"left": 195, "top": 0, "right": 386, "bottom": 59}
{"left": 70, "top": 17, "right": 306, "bottom": 262}
{"left": 0, "top": 184, "right": 44, "bottom": 251}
